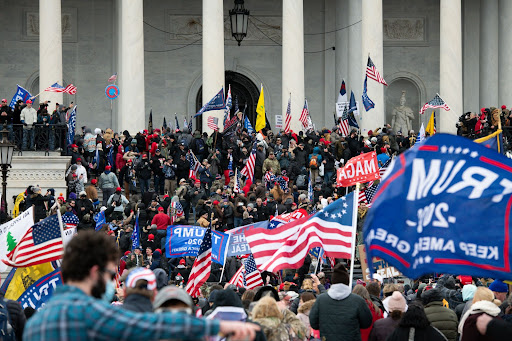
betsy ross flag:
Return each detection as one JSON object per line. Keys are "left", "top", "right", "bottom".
{"left": 3, "top": 214, "right": 65, "bottom": 268}
{"left": 246, "top": 192, "right": 356, "bottom": 272}
{"left": 187, "top": 151, "right": 201, "bottom": 179}
{"left": 366, "top": 56, "right": 387, "bottom": 86}
{"left": 284, "top": 96, "right": 291, "bottom": 133}
{"left": 207, "top": 116, "right": 219, "bottom": 131}
{"left": 108, "top": 73, "right": 117, "bottom": 83}
{"left": 186, "top": 223, "right": 213, "bottom": 297}
{"left": 243, "top": 254, "right": 263, "bottom": 289}
{"left": 420, "top": 94, "right": 450, "bottom": 115}
{"left": 240, "top": 142, "right": 257, "bottom": 182}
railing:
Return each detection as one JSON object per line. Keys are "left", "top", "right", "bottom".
{"left": 6, "top": 124, "right": 68, "bottom": 154}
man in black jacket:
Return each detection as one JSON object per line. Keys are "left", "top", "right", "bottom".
{"left": 150, "top": 149, "right": 165, "bottom": 195}
{"left": 293, "top": 142, "right": 308, "bottom": 169}
{"left": 253, "top": 198, "right": 269, "bottom": 222}
{"left": 136, "top": 154, "right": 153, "bottom": 195}
{"left": 121, "top": 268, "right": 157, "bottom": 313}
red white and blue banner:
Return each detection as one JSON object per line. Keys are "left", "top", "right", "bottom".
{"left": 364, "top": 134, "right": 512, "bottom": 280}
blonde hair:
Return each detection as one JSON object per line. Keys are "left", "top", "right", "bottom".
{"left": 252, "top": 296, "right": 283, "bottom": 320}
{"left": 301, "top": 279, "right": 314, "bottom": 291}
{"left": 383, "top": 283, "right": 398, "bottom": 296}
{"left": 472, "top": 287, "right": 501, "bottom": 306}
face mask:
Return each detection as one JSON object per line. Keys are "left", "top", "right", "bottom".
{"left": 104, "top": 170, "right": 111, "bottom": 175}
{"left": 91, "top": 275, "right": 106, "bottom": 299}
{"left": 102, "top": 280, "right": 116, "bottom": 303}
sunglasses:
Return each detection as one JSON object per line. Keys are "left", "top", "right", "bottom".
{"left": 102, "top": 268, "right": 117, "bottom": 281}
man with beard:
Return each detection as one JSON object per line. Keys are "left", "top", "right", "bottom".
{"left": 24, "top": 231, "right": 260, "bottom": 340}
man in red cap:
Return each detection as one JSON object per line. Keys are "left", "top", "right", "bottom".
{"left": 20, "top": 99, "right": 37, "bottom": 150}
{"left": 152, "top": 206, "right": 172, "bottom": 251}
{"left": 106, "top": 187, "right": 129, "bottom": 221}
{"left": 98, "top": 165, "right": 120, "bottom": 206}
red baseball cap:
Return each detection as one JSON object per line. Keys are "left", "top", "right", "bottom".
{"left": 1, "top": 99, "right": 6, "bottom": 103}
{"left": 179, "top": 259, "right": 186, "bottom": 265}
{"left": 115, "top": 187, "right": 122, "bottom": 192}
{"left": 158, "top": 207, "right": 164, "bottom": 211}
{"left": 91, "top": 179, "right": 97, "bottom": 184}
{"left": 76, "top": 158, "right": 81, "bottom": 162}
{"left": 105, "top": 165, "right": 112, "bottom": 170}
{"left": 26, "top": 99, "right": 32, "bottom": 104}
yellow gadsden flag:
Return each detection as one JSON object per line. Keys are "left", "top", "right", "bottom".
{"left": 12, "top": 192, "right": 25, "bottom": 218}
{"left": 255, "top": 85, "right": 266, "bottom": 132}
{"left": 426, "top": 111, "right": 436, "bottom": 136}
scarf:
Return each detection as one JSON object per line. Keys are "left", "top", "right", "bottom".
{"left": 458, "top": 300, "right": 501, "bottom": 335}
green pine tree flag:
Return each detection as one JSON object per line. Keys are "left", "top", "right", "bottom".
{"left": 6, "top": 232, "right": 17, "bottom": 252}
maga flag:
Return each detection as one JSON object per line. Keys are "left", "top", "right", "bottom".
{"left": 337, "top": 151, "right": 380, "bottom": 187}
{"left": 364, "top": 134, "right": 512, "bottom": 280}
{"left": 255, "top": 85, "right": 266, "bottom": 132}
{"left": 475, "top": 130, "right": 504, "bottom": 154}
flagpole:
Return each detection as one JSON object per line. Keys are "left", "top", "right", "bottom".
{"left": 348, "top": 183, "right": 360, "bottom": 288}
{"left": 55, "top": 203, "right": 67, "bottom": 245}
{"left": 218, "top": 234, "right": 231, "bottom": 283}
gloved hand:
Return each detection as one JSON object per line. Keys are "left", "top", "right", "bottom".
{"left": 23, "top": 122, "right": 27, "bottom": 126}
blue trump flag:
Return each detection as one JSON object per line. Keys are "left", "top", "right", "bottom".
{"left": 17, "top": 268, "right": 62, "bottom": 310}
{"left": 66, "top": 105, "right": 77, "bottom": 146}
{"left": 244, "top": 115, "right": 255, "bottom": 134}
{"left": 475, "top": 130, "right": 505, "bottom": 154}
{"left": 363, "top": 133, "right": 512, "bottom": 280}
{"left": 131, "top": 211, "right": 140, "bottom": 250}
{"left": 362, "top": 75, "right": 375, "bottom": 111}
{"left": 194, "top": 88, "right": 225, "bottom": 117}
{"left": 226, "top": 221, "right": 269, "bottom": 257}
{"left": 165, "top": 225, "right": 230, "bottom": 264}
{"left": 94, "top": 210, "right": 106, "bottom": 231}
{"left": 9, "top": 85, "right": 32, "bottom": 109}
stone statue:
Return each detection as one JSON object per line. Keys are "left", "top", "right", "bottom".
{"left": 391, "top": 91, "right": 415, "bottom": 133}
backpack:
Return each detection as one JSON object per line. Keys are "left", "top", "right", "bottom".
{"left": 195, "top": 138, "right": 205, "bottom": 155}
{"left": 309, "top": 155, "right": 318, "bottom": 169}
{"left": 296, "top": 174, "right": 307, "bottom": 188}
{"left": 0, "top": 297, "right": 15, "bottom": 341}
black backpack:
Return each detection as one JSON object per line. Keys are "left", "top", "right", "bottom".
{"left": 195, "top": 138, "right": 205, "bottom": 155}
{"left": 0, "top": 297, "right": 15, "bottom": 341}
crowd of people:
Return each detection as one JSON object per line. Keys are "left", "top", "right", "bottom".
{"left": 7, "top": 105, "right": 512, "bottom": 340}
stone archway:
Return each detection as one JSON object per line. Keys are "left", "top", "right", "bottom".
{"left": 385, "top": 78, "right": 422, "bottom": 132}
{"left": 195, "top": 71, "right": 260, "bottom": 131}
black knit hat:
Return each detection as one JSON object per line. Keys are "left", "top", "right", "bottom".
{"left": 331, "top": 263, "right": 350, "bottom": 285}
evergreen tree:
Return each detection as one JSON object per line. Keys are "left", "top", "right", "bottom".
{"left": 6, "top": 232, "right": 17, "bottom": 252}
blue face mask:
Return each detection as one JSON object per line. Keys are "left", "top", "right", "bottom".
{"left": 102, "top": 280, "right": 116, "bottom": 303}
{"left": 104, "top": 170, "right": 111, "bottom": 175}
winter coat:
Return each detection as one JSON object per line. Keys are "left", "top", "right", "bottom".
{"left": 386, "top": 325, "right": 448, "bottom": 341}
{"left": 459, "top": 300, "right": 501, "bottom": 341}
{"left": 297, "top": 300, "right": 316, "bottom": 339}
{"left": 424, "top": 301, "right": 458, "bottom": 341}
{"left": 309, "top": 283, "right": 373, "bottom": 341}
{"left": 262, "top": 157, "right": 281, "bottom": 175}
{"left": 136, "top": 159, "right": 152, "bottom": 180}
{"left": 98, "top": 172, "right": 119, "bottom": 189}
{"left": 369, "top": 317, "right": 400, "bottom": 341}
{"left": 361, "top": 300, "right": 384, "bottom": 341}
{"left": 122, "top": 293, "right": 153, "bottom": 313}
{"left": 253, "top": 309, "right": 308, "bottom": 341}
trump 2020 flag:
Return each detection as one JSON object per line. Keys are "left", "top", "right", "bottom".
{"left": 194, "top": 88, "right": 225, "bottom": 118}
{"left": 363, "top": 134, "right": 512, "bottom": 280}
{"left": 9, "top": 85, "right": 33, "bottom": 109}
{"left": 66, "top": 105, "right": 77, "bottom": 146}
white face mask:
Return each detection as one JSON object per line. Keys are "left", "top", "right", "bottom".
{"left": 155, "top": 307, "right": 193, "bottom": 315}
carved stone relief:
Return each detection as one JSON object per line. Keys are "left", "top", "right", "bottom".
{"left": 23, "top": 9, "right": 77, "bottom": 42}
{"left": 383, "top": 18, "right": 425, "bottom": 42}
{"left": 10, "top": 170, "right": 64, "bottom": 181}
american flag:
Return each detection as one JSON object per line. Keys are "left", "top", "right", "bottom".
{"left": 358, "top": 190, "right": 368, "bottom": 205}
{"left": 339, "top": 105, "right": 350, "bottom": 136}
{"left": 268, "top": 209, "right": 307, "bottom": 230}
{"left": 3, "top": 214, "right": 64, "bottom": 267}
{"left": 365, "top": 183, "right": 379, "bottom": 205}
{"left": 228, "top": 263, "right": 245, "bottom": 287}
{"left": 243, "top": 254, "right": 263, "bottom": 289}
{"left": 420, "top": 94, "right": 451, "bottom": 115}
{"left": 187, "top": 151, "right": 201, "bottom": 179}
{"left": 64, "top": 84, "right": 77, "bottom": 95}
{"left": 44, "top": 83, "right": 65, "bottom": 92}
{"left": 240, "top": 142, "right": 257, "bottom": 182}
{"left": 246, "top": 192, "right": 356, "bottom": 272}
{"left": 379, "top": 157, "right": 392, "bottom": 177}
{"left": 366, "top": 56, "right": 388, "bottom": 86}
{"left": 207, "top": 116, "right": 219, "bottom": 131}
{"left": 108, "top": 73, "right": 117, "bottom": 83}
{"left": 186, "top": 223, "right": 212, "bottom": 297}
{"left": 169, "top": 201, "right": 184, "bottom": 225}
{"left": 224, "top": 85, "right": 232, "bottom": 125}
{"left": 284, "top": 96, "right": 291, "bottom": 133}
{"left": 299, "top": 99, "right": 310, "bottom": 130}
{"left": 62, "top": 212, "right": 79, "bottom": 229}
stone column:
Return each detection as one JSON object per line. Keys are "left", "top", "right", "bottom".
{"left": 347, "top": 0, "right": 362, "bottom": 124}
{"left": 202, "top": 0, "right": 225, "bottom": 133}
{"left": 480, "top": 0, "right": 498, "bottom": 108}
{"left": 118, "top": 0, "right": 145, "bottom": 133}
{"left": 39, "top": 0, "right": 63, "bottom": 105}
{"left": 361, "top": 0, "right": 385, "bottom": 134}
{"left": 282, "top": 0, "right": 305, "bottom": 133}
{"left": 335, "top": 0, "right": 349, "bottom": 94}
{"left": 499, "top": 0, "right": 512, "bottom": 107}
{"left": 439, "top": 0, "right": 462, "bottom": 134}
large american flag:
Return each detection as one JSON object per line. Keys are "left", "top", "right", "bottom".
{"left": 246, "top": 192, "right": 356, "bottom": 272}
{"left": 419, "top": 94, "right": 451, "bottom": 115}
{"left": 339, "top": 104, "right": 350, "bottom": 136}
{"left": 187, "top": 151, "right": 201, "bottom": 179}
{"left": 207, "top": 116, "right": 219, "bottom": 131}
{"left": 3, "top": 214, "right": 64, "bottom": 267}
{"left": 284, "top": 96, "right": 291, "bottom": 133}
{"left": 44, "top": 83, "right": 77, "bottom": 95}
{"left": 366, "top": 56, "right": 388, "bottom": 86}
{"left": 185, "top": 223, "right": 212, "bottom": 297}
{"left": 243, "top": 254, "right": 263, "bottom": 289}
{"left": 240, "top": 142, "right": 257, "bottom": 182}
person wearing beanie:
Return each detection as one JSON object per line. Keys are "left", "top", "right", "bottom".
{"left": 369, "top": 291, "right": 407, "bottom": 341}
{"left": 421, "top": 289, "right": 458, "bottom": 341}
{"left": 488, "top": 279, "right": 508, "bottom": 303}
{"left": 98, "top": 165, "right": 120, "bottom": 206}
{"left": 310, "top": 263, "right": 372, "bottom": 340}
{"left": 456, "top": 284, "right": 477, "bottom": 320}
